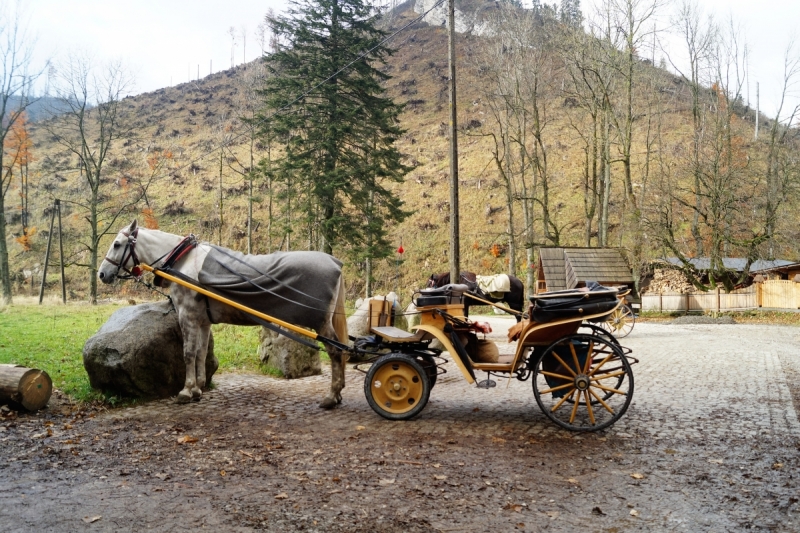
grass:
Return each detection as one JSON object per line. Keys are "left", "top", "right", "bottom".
{"left": 0, "top": 299, "right": 312, "bottom": 404}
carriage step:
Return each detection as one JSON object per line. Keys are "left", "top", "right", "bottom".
{"left": 477, "top": 379, "right": 496, "bottom": 389}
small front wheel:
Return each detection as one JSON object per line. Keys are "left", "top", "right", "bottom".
{"left": 532, "top": 334, "right": 633, "bottom": 431}
{"left": 365, "top": 353, "right": 431, "bottom": 421}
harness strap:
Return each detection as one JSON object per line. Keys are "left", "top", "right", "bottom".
{"left": 154, "top": 235, "right": 198, "bottom": 287}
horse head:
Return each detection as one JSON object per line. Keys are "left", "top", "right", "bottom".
{"left": 98, "top": 219, "right": 141, "bottom": 283}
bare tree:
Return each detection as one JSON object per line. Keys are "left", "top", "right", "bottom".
{"left": 666, "top": 0, "right": 717, "bottom": 256}
{"left": 0, "top": 0, "right": 40, "bottom": 304}
{"left": 229, "top": 26, "right": 237, "bottom": 69}
{"left": 41, "top": 54, "right": 141, "bottom": 303}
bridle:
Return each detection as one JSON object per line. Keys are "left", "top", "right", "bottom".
{"left": 103, "top": 228, "right": 143, "bottom": 279}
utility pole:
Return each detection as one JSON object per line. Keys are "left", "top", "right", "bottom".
{"left": 447, "top": 0, "right": 460, "bottom": 284}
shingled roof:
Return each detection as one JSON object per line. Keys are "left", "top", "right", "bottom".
{"left": 537, "top": 247, "right": 633, "bottom": 292}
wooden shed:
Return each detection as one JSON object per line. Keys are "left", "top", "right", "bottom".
{"left": 536, "top": 247, "right": 634, "bottom": 294}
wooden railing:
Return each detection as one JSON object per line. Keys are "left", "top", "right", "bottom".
{"left": 642, "top": 280, "right": 800, "bottom": 312}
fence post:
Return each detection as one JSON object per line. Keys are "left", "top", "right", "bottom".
{"left": 716, "top": 287, "right": 720, "bottom": 314}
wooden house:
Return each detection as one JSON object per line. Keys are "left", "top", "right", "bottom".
{"left": 536, "top": 247, "right": 635, "bottom": 294}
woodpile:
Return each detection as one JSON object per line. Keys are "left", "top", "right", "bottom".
{"left": 645, "top": 268, "right": 696, "bottom": 294}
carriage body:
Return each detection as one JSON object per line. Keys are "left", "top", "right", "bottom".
{"left": 360, "top": 285, "right": 635, "bottom": 432}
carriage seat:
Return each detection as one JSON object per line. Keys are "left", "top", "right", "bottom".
{"left": 371, "top": 326, "right": 424, "bottom": 343}
{"left": 368, "top": 298, "right": 424, "bottom": 342}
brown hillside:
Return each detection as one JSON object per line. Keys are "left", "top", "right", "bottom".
{"left": 5, "top": 4, "right": 797, "bottom": 304}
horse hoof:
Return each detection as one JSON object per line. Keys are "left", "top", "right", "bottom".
{"left": 319, "top": 397, "right": 337, "bottom": 409}
{"left": 176, "top": 391, "right": 192, "bottom": 404}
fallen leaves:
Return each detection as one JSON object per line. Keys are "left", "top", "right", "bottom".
{"left": 275, "top": 492, "right": 288, "bottom": 499}
{"left": 592, "top": 506, "right": 605, "bottom": 516}
{"left": 433, "top": 475, "right": 447, "bottom": 481}
{"left": 379, "top": 478, "right": 395, "bottom": 485}
{"left": 630, "top": 509, "right": 640, "bottom": 517}
{"left": 177, "top": 435, "right": 198, "bottom": 444}
{"left": 82, "top": 515, "right": 102, "bottom": 524}
{"left": 630, "top": 473, "right": 645, "bottom": 480}
{"left": 772, "top": 462, "right": 784, "bottom": 470}
{"left": 503, "top": 502, "right": 523, "bottom": 512}
{"left": 356, "top": 425, "right": 365, "bottom": 431}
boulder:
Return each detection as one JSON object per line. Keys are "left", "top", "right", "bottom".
{"left": 258, "top": 327, "right": 321, "bottom": 379}
{"left": 82, "top": 301, "right": 218, "bottom": 398}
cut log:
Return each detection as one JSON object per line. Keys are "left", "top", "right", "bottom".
{"left": 0, "top": 364, "right": 53, "bottom": 411}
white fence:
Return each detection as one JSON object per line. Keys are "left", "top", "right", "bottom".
{"left": 641, "top": 282, "right": 798, "bottom": 312}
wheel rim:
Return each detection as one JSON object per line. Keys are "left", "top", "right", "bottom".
{"left": 604, "top": 305, "right": 634, "bottom": 338}
{"left": 533, "top": 334, "right": 633, "bottom": 431}
{"left": 369, "top": 360, "right": 425, "bottom": 415}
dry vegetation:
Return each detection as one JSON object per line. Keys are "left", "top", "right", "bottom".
{"left": 4, "top": 3, "right": 799, "bottom": 305}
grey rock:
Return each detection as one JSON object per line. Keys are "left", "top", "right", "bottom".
{"left": 82, "top": 301, "right": 218, "bottom": 398}
{"left": 258, "top": 327, "right": 321, "bottom": 379}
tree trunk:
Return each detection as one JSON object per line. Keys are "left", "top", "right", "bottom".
{"left": 0, "top": 365, "right": 52, "bottom": 411}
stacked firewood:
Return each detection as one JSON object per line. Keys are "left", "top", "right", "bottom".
{"left": 645, "top": 268, "right": 696, "bottom": 294}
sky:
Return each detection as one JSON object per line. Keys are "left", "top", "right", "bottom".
{"left": 18, "top": 0, "right": 800, "bottom": 121}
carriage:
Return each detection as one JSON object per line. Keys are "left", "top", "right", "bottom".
{"left": 100, "top": 222, "right": 635, "bottom": 432}
{"left": 353, "top": 284, "right": 635, "bottom": 431}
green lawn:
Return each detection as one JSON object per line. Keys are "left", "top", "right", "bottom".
{"left": 0, "top": 301, "right": 277, "bottom": 403}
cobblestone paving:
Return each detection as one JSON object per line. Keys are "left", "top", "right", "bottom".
{"left": 107, "top": 321, "right": 800, "bottom": 441}
{"left": 2, "top": 321, "right": 800, "bottom": 532}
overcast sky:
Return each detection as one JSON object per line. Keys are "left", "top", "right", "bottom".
{"left": 19, "top": 0, "right": 800, "bottom": 121}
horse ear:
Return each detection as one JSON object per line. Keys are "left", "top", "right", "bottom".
{"left": 129, "top": 219, "right": 138, "bottom": 232}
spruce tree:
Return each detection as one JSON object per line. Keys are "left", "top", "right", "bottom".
{"left": 256, "top": 0, "right": 410, "bottom": 259}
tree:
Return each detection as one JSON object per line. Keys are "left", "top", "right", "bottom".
{"left": 41, "top": 54, "right": 144, "bottom": 304}
{"left": 0, "top": 0, "right": 39, "bottom": 304}
{"left": 256, "top": 0, "right": 411, "bottom": 267}
{"left": 3, "top": 111, "right": 33, "bottom": 247}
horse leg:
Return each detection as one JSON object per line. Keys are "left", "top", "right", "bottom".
{"left": 174, "top": 288, "right": 212, "bottom": 403}
{"left": 319, "top": 277, "right": 349, "bottom": 409}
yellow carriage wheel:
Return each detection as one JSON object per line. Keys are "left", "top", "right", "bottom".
{"left": 602, "top": 304, "right": 635, "bottom": 338}
{"left": 364, "top": 353, "right": 432, "bottom": 421}
{"left": 532, "top": 333, "right": 634, "bottom": 432}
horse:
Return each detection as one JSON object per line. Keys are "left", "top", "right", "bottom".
{"left": 98, "top": 220, "right": 349, "bottom": 408}
{"left": 427, "top": 271, "right": 526, "bottom": 322}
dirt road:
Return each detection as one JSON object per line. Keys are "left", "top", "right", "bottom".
{"left": 2, "top": 321, "right": 799, "bottom": 532}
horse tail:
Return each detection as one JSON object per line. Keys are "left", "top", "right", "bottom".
{"left": 332, "top": 274, "right": 349, "bottom": 346}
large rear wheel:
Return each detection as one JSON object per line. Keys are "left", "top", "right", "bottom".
{"left": 365, "top": 353, "right": 431, "bottom": 421}
{"left": 532, "top": 334, "right": 633, "bottom": 431}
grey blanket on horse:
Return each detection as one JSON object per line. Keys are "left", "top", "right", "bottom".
{"left": 198, "top": 246, "right": 342, "bottom": 331}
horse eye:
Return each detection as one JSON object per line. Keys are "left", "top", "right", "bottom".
{"left": 113, "top": 242, "right": 121, "bottom": 249}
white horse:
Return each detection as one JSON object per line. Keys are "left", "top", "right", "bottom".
{"left": 98, "top": 220, "right": 349, "bottom": 407}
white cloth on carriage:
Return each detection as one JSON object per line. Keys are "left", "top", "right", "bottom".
{"left": 475, "top": 274, "right": 510, "bottom": 298}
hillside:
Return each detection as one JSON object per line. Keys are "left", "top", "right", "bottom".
{"left": 4, "top": 2, "right": 798, "bottom": 303}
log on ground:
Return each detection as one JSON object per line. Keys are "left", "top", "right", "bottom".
{"left": 0, "top": 364, "right": 53, "bottom": 411}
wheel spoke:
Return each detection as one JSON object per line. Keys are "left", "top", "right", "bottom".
{"left": 550, "top": 388, "right": 577, "bottom": 413}
{"left": 593, "top": 383, "right": 628, "bottom": 396}
{"left": 550, "top": 351, "right": 578, "bottom": 377}
{"left": 569, "top": 343, "right": 581, "bottom": 375}
{"left": 584, "top": 390, "right": 595, "bottom": 425}
{"left": 588, "top": 353, "right": 615, "bottom": 376}
{"left": 588, "top": 387, "right": 615, "bottom": 414}
{"left": 540, "top": 370, "right": 574, "bottom": 381}
{"left": 540, "top": 381, "right": 576, "bottom": 395}
{"left": 583, "top": 341, "right": 594, "bottom": 374}
{"left": 591, "top": 370, "right": 626, "bottom": 382}
{"left": 568, "top": 389, "right": 581, "bottom": 423}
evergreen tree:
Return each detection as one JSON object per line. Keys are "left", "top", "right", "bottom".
{"left": 559, "top": 0, "right": 583, "bottom": 28}
{"left": 256, "top": 0, "right": 410, "bottom": 259}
